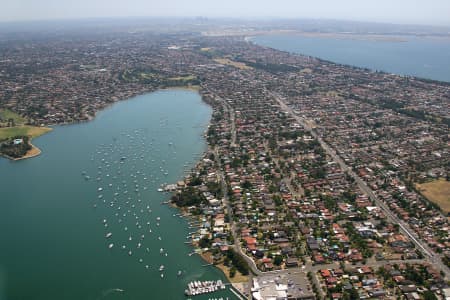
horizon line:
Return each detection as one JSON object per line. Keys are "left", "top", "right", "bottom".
{"left": 0, "top": 15, "right": 449, "bottom": 29}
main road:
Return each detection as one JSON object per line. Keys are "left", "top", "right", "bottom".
{"left": 270, "top": 91, "right": 450, "bottom": 278}
{"left": 207, "top": 89, "right": 261, "bottom": 277}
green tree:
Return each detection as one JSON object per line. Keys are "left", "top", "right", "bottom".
{"left": 199, "top": 236, "right": 211, "bottom": 248}
{"left": 423, "top": 291, "right": 437, "bottom": 300}
{"left": 343, "top": 287, "right": 359, "bottom": 300}
{"left": 229, "top": 267, "right": 236, "bottom": 278}
{"left": 273, "top": 255, "right": 283, "bottom": 266}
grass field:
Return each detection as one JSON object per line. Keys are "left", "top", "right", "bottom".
{"left": 214, "top": 58, "right": 252, "bottom": 70}
{"left": 200, "top": 252, "right": 248, "bottom": 283}
{"left": 0, "top": 126, "right": 52, "bottom": 141}
{"left": 215, "top": 262, "right": 249, "bottom": 283}
{"left": 416, "top": 178, "right": 450, "bottom": 213}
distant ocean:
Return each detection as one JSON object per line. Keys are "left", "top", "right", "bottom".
{"left": 251, "top": 34, "right": 450, "bottom": 82}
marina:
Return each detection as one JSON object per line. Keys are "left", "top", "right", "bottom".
{"left": 185, "top": 280, "right": 227, "bottom": 296}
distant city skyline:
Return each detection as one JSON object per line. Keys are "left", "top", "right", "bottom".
{"left": 1, "top": 0, "right": 450, "bottom": 26}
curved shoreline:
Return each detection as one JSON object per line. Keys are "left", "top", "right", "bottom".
{"left": 0, "top": 126, "right": 53, "bottom": 161}
{"left": 15, "top": 142, "right": 42, "bottom": 161}
{"left": 2, "top": 86, "right": 199, "bottom": 161}
{"left": 0, "top": 89, "right": 235, "bottom": 299}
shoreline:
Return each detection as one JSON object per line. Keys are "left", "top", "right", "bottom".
{"left": 0, "top": 87, "right": 234, "bottom": 299}
{"left": 208, "top": 28, "right": 450, "bottom": 42}
{"left": 43, "top": 85, "right": 199, "bottom": 128}
{"left": 247, "top": 34, "right": 450, "bottom": 84}
{"left": 1, "top": 85, "right": 199, "bottom": 161}
{"left": 199, "top": 252, "right": 249, "bottom": 299}
{"left": 248, "top": 30, "right": 411, "bottom": 42}
{"left": 16, "top": 142, "right": 42, "bottom": 160}
{"left": 0, "top": 126, "right": 53, "bottom": 161}
{"left": 4, "top": 84, "right": 243, "bottom": 293}
{"left": 160, "top": 89, "right": 252, "bottom": 291}
{"left": 199, "top": 252, "right": 249, "bottom": 284}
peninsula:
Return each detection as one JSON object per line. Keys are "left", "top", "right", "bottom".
{"left": 0, "top": 109, "right": 52, "bottom": 160}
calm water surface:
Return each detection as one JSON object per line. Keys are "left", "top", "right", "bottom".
{"left": 0, "top": 90, "right": 236, "bottom": 300}
{"left": 252, "top": 35, "right": 450, "bottom": 82}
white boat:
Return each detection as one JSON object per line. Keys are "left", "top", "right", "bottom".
{"left": 108, "top": 243, "right": 114, "bottom": 249}
{"left": 106, "top": 232, "right": 112, "bottom": 238}
{"left": 159, "top": 265, "right": 164, "bottom": 271}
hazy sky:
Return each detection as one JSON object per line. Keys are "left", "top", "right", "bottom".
{"left": 1, "top": 0, "right": 450, "bottom": 26}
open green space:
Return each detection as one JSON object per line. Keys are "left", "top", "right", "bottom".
{"left": 0, "top": 126, "right": 52, "bottom": 141}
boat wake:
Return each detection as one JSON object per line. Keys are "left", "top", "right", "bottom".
{"left": 97, "top": 288, "right": 125, "bottom": 299}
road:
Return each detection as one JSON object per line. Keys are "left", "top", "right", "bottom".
{"left": 210, "top": 92, "right": 261, "bottom": 276}
{"left": 204, "top": 87, "right": 260, "bottom": 278}
{"left": 215, "top": 146, "right": 263, "bottom": 276}
{"left": 204, "top": 87, "right": 236, "bottom": 147}
{"left": 270, "top": 91, "right": 450, "bottom": 278}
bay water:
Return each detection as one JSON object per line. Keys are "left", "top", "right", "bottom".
{"left": 0, "top": 90, "right": 235, "bottom": 300}
{"left": 252, "top": 34, "right": 450, "bottom": 82}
